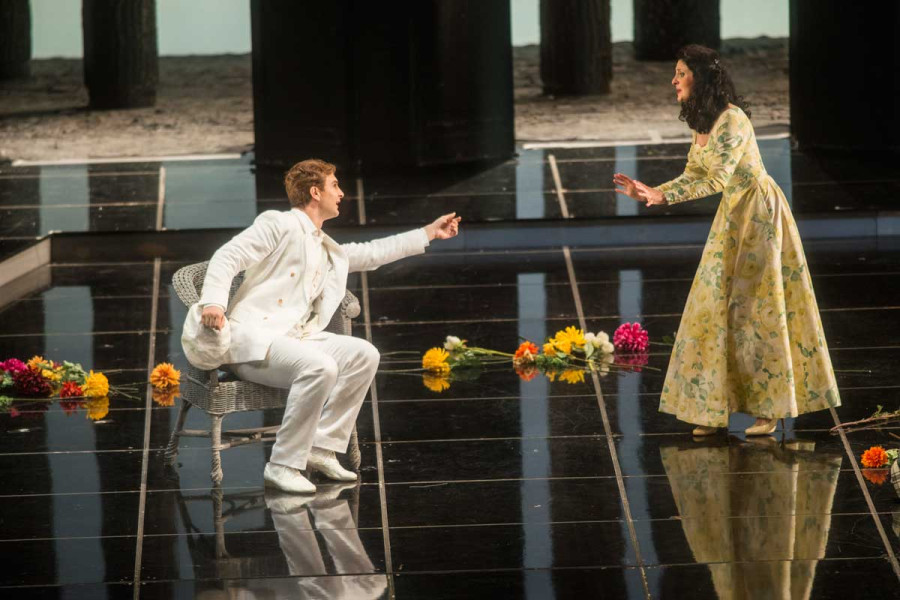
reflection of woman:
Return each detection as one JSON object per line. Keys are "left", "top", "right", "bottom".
{"left": 614, "top": 45, "right": 839, "bottom": 436}
{"left": 660, "top": 439, "right": 842, "bottom": 599}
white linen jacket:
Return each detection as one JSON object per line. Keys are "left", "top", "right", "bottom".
{"left": 197, "top": 209, "right": 429, "bottom": 364}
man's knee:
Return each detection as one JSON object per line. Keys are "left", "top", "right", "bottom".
{"left": 360, "top": 342, "right": 380, "bottom": 371}
{"left": 295, "top": 355, "right": 339, "bottom": 388}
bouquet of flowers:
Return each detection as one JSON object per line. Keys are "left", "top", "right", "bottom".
{"left": 0, "top": 355, "right": 183, "bottom": 419}
{"left": 418, "top": 323, "right": 652, "bottom": 392}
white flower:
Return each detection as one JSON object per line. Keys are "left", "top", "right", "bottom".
{"left": 443, "top": 336, "right": 464, "bottom": 351}
{"left": 586, "top": 331, "right": 614, "bottom": 355}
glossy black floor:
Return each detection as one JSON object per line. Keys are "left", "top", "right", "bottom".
{"left": 2, "top": 146, "right": 900, "bottom": 598}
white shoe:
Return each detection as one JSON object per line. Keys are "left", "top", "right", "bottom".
{"left": 692, "top": 425, "right": 719, "bottom": 437}
{"left": 264, "top": 462, "right": 317, "bottom": 494}
{"left": 745, "top": 418, "right": 781, "bottom": 436}
{"left": 307, "top": 447, "right": 358, "bottom": 482}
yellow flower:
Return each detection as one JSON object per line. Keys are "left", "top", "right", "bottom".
{"left": 152, "top": 385, "right": 180, "bottom": 407}
{"left": 422, "top": 374, "right": 450, "bottom": 393}
{"left": 543, "top": 341, "right": 558, "bottom": 355}
{"left": 552, "top": 326, "right": 585, "bottom": 355}
{"left": 27, "top": 355, "right": 47, "bottom": 370}
{"left": 559, "top": 369, "right": 585, "bottom": 385}
{"left": 150, "top": 362, "right": 181, "bottom": 389}
{"left": 85, "top": 396, "right": 109, "bottom": 421}
{"left": 82, "top": 371, "right": 110, "bottom": 398}
{"left": 42, "top": 368, "right": 62, "bottom": 382}
{"left": 422, "top": 348, "right": 451, "bottom": 374}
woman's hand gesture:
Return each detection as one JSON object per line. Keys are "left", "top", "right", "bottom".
{"left": 613, "top": 173, "right": 666, "bottom": 206}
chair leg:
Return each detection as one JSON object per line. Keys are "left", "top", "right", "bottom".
{"left": 164, "top": 400, "right": 192, "bottom": 465}
{"left": 210, "top": 414, "right": 224, "bottom": 484}
{"left": 348, "top": 426, "right": 361, "bottom": 472}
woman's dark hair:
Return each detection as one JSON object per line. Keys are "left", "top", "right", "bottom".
{"left": 676, "top": 44, "right": 751, "bottom": 133}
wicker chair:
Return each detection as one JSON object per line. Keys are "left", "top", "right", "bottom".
{"left": 166, "top": 261, "right": 362, "bottom": 484}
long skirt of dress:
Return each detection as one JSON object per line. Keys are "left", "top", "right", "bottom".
{"left": 659, "top": 175, "right": 840, "bottom": 427}
{"left": 660, "top": 441, "right": 842, "bottom": 599}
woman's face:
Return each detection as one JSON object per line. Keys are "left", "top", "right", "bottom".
{"left": 672, "top": 60, "right": 694, "bottom": 102}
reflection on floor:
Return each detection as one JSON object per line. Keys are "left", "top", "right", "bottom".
{"left": 1, "top": 143, "right": 899, "bottom": 598}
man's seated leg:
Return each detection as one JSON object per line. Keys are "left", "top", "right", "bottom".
{"left": 232, "top": 335, "right": 340, "bottom": 493}
{"left": 305, "top": 332, "right": 380, "bottom": 482}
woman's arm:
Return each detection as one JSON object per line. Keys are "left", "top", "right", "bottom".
{"left": 659, "top": 110, "right": 749, "bottom": 205}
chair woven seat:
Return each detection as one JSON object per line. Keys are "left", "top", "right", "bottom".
{"left": 166, "top": 261, "right": 362, "bottom": 483}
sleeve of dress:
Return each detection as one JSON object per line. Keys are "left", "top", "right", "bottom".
{"left": 659, "top": 110, "right": 749, "bottom": 205}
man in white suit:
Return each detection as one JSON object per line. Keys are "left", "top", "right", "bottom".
{"left": 199, "top": 158, "right": 460, "bottom": 493}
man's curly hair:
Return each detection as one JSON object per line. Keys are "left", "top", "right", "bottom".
{"left": 677, "top": 44, "right": 751, "bottom": 134}
{"left": 284, "top": 159, "right": 336, "bottom": 208}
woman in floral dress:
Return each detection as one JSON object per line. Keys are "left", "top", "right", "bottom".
{"left": 613, "top": 45, "right": 840, "bottom": 436}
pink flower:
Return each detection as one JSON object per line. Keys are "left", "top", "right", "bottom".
{"left": 613, "top": 323, "right": 649, "bottom": 353}
{"left": 615, "top": 351, "right": 650, "bottom": 372}
{"left": 0, "top": 358, "right": 27, "bottom": 374}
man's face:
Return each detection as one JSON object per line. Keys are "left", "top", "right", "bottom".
{"left": 313, "top": 173, "right": 344, "bottom": 221}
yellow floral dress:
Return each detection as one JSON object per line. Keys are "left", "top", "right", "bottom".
{"left": 657, "top": 106, "right": 840, "bottom": 427}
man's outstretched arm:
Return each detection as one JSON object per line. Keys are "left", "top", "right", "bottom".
{"left": 344, "top": 213, "right": 461, "bottom": 273}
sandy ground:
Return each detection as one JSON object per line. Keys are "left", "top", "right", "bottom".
{"left": 0, "top": 38, "right": 787, "bottom": 162}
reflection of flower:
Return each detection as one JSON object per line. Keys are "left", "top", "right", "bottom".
{"left": 614, "top": 323, "right": 649, "bottom": 352}
{"left": 513, "top": 341, "right": 539, "bottom": 366}
{"left": 515, "top": 365, "right": 538, "bottom": 382}
{"left": 422, "top": 348, "right": 451, "bottom": 374}
{"left": 615, "top": 352, "right": 650, "bottom": 372}
{"left": 422, "top": 374, "right": 450, "bottom": 393}
{"left": 152, "top": 385, "right": 180, "bottom": 407}
{"left": 863, "top": 469, "right": 889, "bottom": 485}
{"left": 86, "top": 397, "right": 110, "bottom": 421}
{"left": 60, "top": 381, "right": 83, "bottom": 398}
{"left": 861, "top": 446, "right": 890, "bottom": 468}
{"left": 150, "top": 363, "right": 181, "bottom": 389}
{"left": 59, "top": 400, "right": 84, "bottom": 415}
{"left": 559, "top": 369, "right": 585, "bottom": 385}
{"left": 82, "top": 371, "right": 110, "bottom": 398}
{"left": 13, "top": 368, "right": 52, "bottom": 397}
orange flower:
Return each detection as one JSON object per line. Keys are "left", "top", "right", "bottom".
{"left": 861, "top": 446, "right": 889, "bottom": 468}
{"left": 863, "top": 469, "right": 889, "bottom": 486}
{"left": 150, "top": 363, "right": 181, "bottom": 389}
{"left": 513, "top": 341, "right": 539, "bottom": 366}
{"left": 152, "top": 385, "right": 180, "bottom": 407}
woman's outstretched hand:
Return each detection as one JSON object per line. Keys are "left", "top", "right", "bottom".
{"left": 613, "top": 173, "right": 666, "bottom": 206}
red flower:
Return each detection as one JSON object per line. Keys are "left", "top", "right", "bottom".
{"left": 13, "top": 367, "right": 52, "bottom": 398}
{"left": 60, "top": 381, "right": 83, "bottom": 398}
{"left": 513, "top": 341, "right": 539, "bottom": 366}
{"left": 613, "top": 323, "right": 649, "bottom": 353}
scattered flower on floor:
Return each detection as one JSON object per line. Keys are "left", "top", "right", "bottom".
{"left": 614, "top": 322, "right": 649, "bottom": 353}
{"left": 861, "top": 446, "right": 889, "bottom": 468}
{"left": 0, "top": 359, "right": 27, "bottom": 374}
{"left": 513, "top": 341, "right": 539, "bottom": 366}
{"left": 422, "top": 348, "right": 451, "bottom": 374}
{"left": 150, "top": 363, "right": 181, "bottom": 389}
{"left": 13, "top": 367, "right": 53, "bottom": 398}
{"left": 59, "top": 381, "right": 83, "bottom": 398}
{"left": 443, "top": 336, "right": 466, "bottom": 352}
{"left": 82, "top": 371, "right": 110, "bottom": 398}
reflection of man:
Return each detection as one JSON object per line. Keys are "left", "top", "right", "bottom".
{"left": 197, "top": 159, "right": 460, "bottom": 493}
{"left": 265, "top": 485, "right": 388, "bottom": 598}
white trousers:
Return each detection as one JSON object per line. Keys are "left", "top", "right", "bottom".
{"left": 232, "top": 332, "right": 379, "bottom": 470}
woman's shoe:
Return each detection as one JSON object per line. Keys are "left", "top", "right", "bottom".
{"left": 692, "top": 425, "right": 719, "bottom": 436}
{"left": 745, "top": 418, "right": 784, "bottom": 436}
